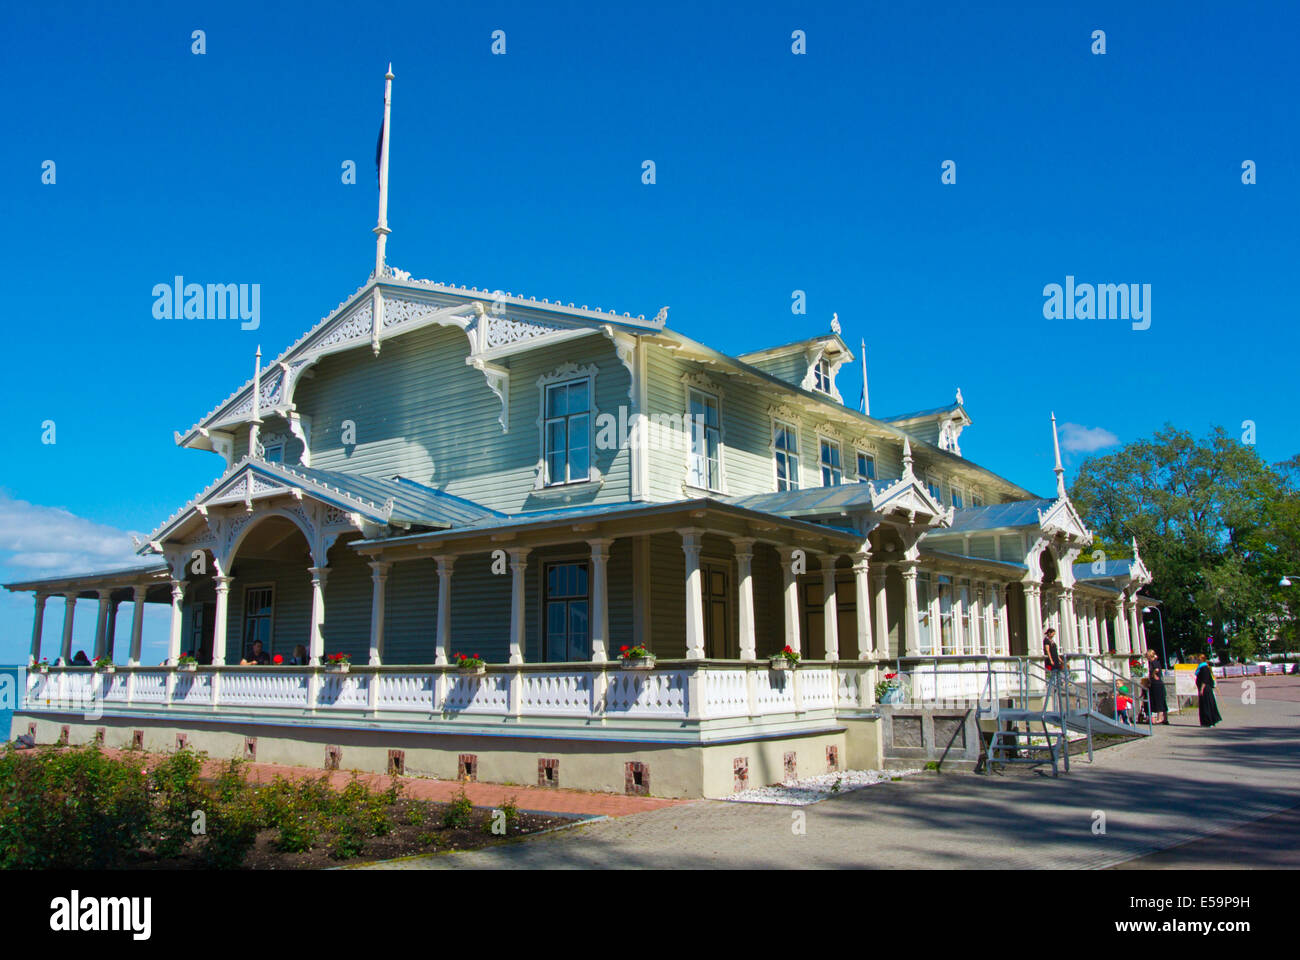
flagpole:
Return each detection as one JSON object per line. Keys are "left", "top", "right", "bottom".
{"left": 374, "top": 63, "right": 394, "bottom": 278}
{"left": 860, "top": 338, "right": 869, "bottom": 415}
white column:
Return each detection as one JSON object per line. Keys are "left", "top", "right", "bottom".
{"left": 128, "top": 586, "right": 146, "bottom": 666}
{"left": 588, "top": 539, "right": 613, "bottom": 662}
{"left": 1024, "top": 582, "right": 1043, "bottom": 655}
{"left": 508, "top": 548, "right": 531, "bottom": 664}
{"left": 1059, "top": 588, "right": 1075, "bottom": 654}
{"left": 733, "top": 538, "right": 757, "bottom": 661}
{"left": 434, "top": 556, "right": 454, "bottom": 665}
{"left": 167, "top": 580, "right": 185, "bottom": 666}
{"left": 1129, "top": 598, "right": 1144, "bottom": 654}
{"left": 996, "top": 584, "right": 1010, "bottom": 655}
{"left": 368, "top": 561, "right": 390, "bottom": 666}
{"left": 1138, "top": 605, "right": 1149, "bottom": 652}
{"left": 969, "top": 583, "right": 983, "bottom": 655}
{"left": 982, "top": 584, "right": 997, "bottom": 655}
{"left": 901, "top": 561, "right": 920, "bottom": 657}
{"left": 60, "top": 592, "right": 77, "bottom": 663}
{"left": 820, "top": 554, "right": 839, "bottom": 662}
{"left": 29, "top": 594, "right": 48, "bottom": 665}
{"left": 308, "top": 566, "right": 329, "bottom": 665}
{"left": 211, "top": 574, "right": 231, "bottom": 666}
{"left": 776, "top": 546, "right": 802, "bottom": 656}
{"left": 681, "top": 529, "right": 706, "bottom": 659}
{"left": 871, "top": 568, "right": 889, "bottom": 658}
{"left": 106, "top": 600, "right": 120, "bottom": 658}
{"left": 1113, "top": 601, "right": 1130, "bottom": 655}
{"left": 1090, "top": 601, "right": 1101, "bottom": 656}
{"left": 93, "top": 589, "right": 112, "bottom": 659}
{"left": 852, "top": 550, "right": 872, "bottom": 660}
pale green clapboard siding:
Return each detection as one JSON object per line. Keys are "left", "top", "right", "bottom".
{"left": 644, "top": 344, "right": 916, "bottom": 501}
{"left": 741, "top": 352, "right": 808, "bottom": 386}
{"left": 290, "top": 325, "right": 633, "bottom": 514}
{"left": 446, "top": 551, "right": 512, "bottom": 663}
{"left": 647, "top": 533, "right": 686, "bottom": 657}
{"left": 968, "top": 535, "right": 997, "bottom": 561}
{"left": 382, "top": 557, "right": 437, "bottom": 664}
{"left": 318, "top": 537, "right": 372, "bottom": 663}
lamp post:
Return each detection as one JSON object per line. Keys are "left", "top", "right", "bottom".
{"left": 1143, "top": 605, "right": 1168, "bottom": 668}
{"left": 1279, "top": 576, "right": 1300, "bottom": 588}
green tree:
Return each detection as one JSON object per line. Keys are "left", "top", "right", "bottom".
{"left": 1070, "top": 425, "right": 1296, "bottom": 662}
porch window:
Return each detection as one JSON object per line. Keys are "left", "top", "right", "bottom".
{"left": 544, "top": 378, "right": 591, "bottom": 485}
{"left": 856, "top": 450, "right": 875, "bottom": 482}
{"left": 687, "top": 388, "right": 722, "bottom": 491}
{"left": 937, "top": 576, "right": 956, "bottom": 655}
{"left": 773, "top": 419, "right": 800, "bottom": 490}
{"left": 544, "top": 561, "right": 590, "bottom": 661}
{"left": 819, "top": 438, "right": 842, "bottom": 486}
{"left": 241, "top": 585, "right": 274, "bottom": 659}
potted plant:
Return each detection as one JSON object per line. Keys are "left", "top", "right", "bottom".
{"left": 876, "top": 671, "right": 905, "bottom": 704}
{"left": 1128, "top": 657, "right": 1145, "bottom": 679}
{"left": 36, "top": 658, "right": 50, "bottom": 675}
{"left": 769, "top": 645, "right": 800, "bottom": 671}
{"left": 323, "top": 652, "right": 351, "bottom": 673}
{"left": 176, "top": 654, "right": 198, "bottom": 672}
{"left": 92, "top": 655, "right": 115, "bottom": 674}
{"left": 454, "top": 652, "right": 486, "bottom": 676}
{"left": 618, "top": 644, "right": 655, "bottom": 670}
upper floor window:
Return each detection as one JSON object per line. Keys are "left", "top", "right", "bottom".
{"left": 951, "top": 486, "right": 964, "bottom": 509}
{"left": 927, "top": 477, "right": 942, "bottom": 501}
{"left": 856, "top": 450, "right": 875, "bottom": 482}
{"left": 812, "top": 357, "right": 832, "bottom": 393}
{"left": 971, "top": 490, "right": 984, "bottom": 508}
{"left": 688, "top": 388, "right": 722, "bottom": 491}
{"left": 773, "top": 420, "right": 800, "bottom": 491}
{"left": 819, "top": 438, "right": 843, "bottom": 486}
{"left": 544, "top": 378, "right": 591, "bottom": 485}
{"left": 262, "top": 443, "right": 284, "bottom": 464}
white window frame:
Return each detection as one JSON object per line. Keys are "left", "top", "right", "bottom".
{"left": 855, "top": 448, "right": 876, "bottom": 483}
{"left": 240, "top": 581, "right": 276, "bottom": 659}
{"left": 818, "top": 435, "right": 843, "bottom": 486}
{"left": 971, "top": 489, "right": 984, "bottom": 508}
{"left": 950, "top": 482, "right": 965, "bottom": 510}
{"left": 772, "top": 418, "right": 801, "bottom": 491}
{"left": 536, "top": 363, "right": 599, "bottom": 489}
{"left": 685, "top": 384, "right": 724, "bottom": 493}
{"left": 812, "top": 357, "right": 832, "bottom": 393}
{"left": 925, "top": 472, "right": 943, "bottom": 503}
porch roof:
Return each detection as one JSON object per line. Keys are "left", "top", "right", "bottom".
{"left": 931, "top": 498, "right": 1056, "bottom": 534}
{"left": 284, "top": 466, "right": 506, "bottom": 527}
{"left": 725, "top": 483, "right": 877, "bottom": 516}
{"left": 4, "top": 559, "right": 170, "bottom": 594}
{"left": 353, "top": 495, "right": 865, "bottom": 553}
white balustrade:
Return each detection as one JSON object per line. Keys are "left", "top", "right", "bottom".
{"left": 318, "top": 673, "right": 370, "bottom": 709}
{"left": 753, "top": 669, "right": 797, "bottom": 715}
{"left": 520, "top": 672, "right": 595, "bottom": 716}
{"left": 605, "top": 670, "right": 688, "bottom": 717}
{"left": 221, "top": 670, "right": 310, "bottom": 708}
{"left": 375, "top": 672, "right": 436, "bottom": 712}
{"left": 444, "top": 673, "right": 510, "bottom": 714}
{"left": 701, "top": 669, "right": 748, "bottom": 718}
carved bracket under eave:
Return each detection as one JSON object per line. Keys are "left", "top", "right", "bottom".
{"left": 467, "top": 356, "right": 510, "bottom": 432}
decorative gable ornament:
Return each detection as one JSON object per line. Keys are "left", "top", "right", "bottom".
{"left": 1036, "top": 496, "right": 1092, "bottom": 545}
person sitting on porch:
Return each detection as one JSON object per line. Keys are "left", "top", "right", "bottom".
{"left": 288, "top": 644, "right": 309, "bottom": 665}
{"left": 71, "top": 650, "right": 90, "bottom": 666}
{"left": 241, "top": 640, "right": 271, "bottom": 666}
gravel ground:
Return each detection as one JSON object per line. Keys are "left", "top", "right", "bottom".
{"left": 721, "top": 768, "right": 924, "bottom": 805}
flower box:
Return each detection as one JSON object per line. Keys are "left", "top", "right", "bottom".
{"left": 178, "top": 663, "right": 197, "bottom": 673}
{"left": 325, "top": 663, "right": 350, "bottom": 674}
{"left": 620, "top": 656, "right": 656, "bottom": 671}
{"left": 98, "top": 665, "right": 115, "bottom": 674}
{"left": 879, "top": 686, "right": 906, "bottom": 705}
{"left": 457, "top": 664, "right": 486, "bottom": 676}
{"left": 769, "top": 657, "right": 794, "bottom": 672}
{"left": 37, "top": 664, "right": 50, "bottom": 675}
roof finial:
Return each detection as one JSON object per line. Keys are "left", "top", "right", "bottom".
{"left": 1051, "top": 412, "right": 1066, "bottom": 499}
{"left": 373, "top": 64, "right": 395, "bottom": 278}
{"left": 830, "top": 312, "right": 841, "bottom": 335}
{"left": 250, "top": 345, "right": 263, "bottom": 457}
{"left": 955, "top": 386, "right": 963, "bottom": 406}
{"left": 902, "top": 437, "right": 913, "bottom": 477}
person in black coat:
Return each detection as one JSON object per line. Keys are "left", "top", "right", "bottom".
{"left": 1146, "top": 649, "right": 1169, "bottom": 724}
{"left": 1195, "top": 656, "right": 1223, "bottom": 727}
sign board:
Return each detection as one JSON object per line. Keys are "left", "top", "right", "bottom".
{"left": 1174, "top": 663, "right": 1199, "bottom": 697}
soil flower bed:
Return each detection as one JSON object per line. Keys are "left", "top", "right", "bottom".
{"left": 0, "top": 743, "right": 574, "bottom": 870}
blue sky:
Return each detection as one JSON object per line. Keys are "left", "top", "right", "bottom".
{"left": 1, "top": 1, "right": 1296, "bottom": 662}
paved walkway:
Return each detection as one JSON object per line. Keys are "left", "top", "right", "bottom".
{"left": 361, "top": 675, "right": 1300, "bottom": 869}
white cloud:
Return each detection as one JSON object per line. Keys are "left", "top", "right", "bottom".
{"left": 1059, "top": 422, "right": 1120, "bottom": 454}
{"left": 0, "top": 490, "right": 147, "bottom": 578}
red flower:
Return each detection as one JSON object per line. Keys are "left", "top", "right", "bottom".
{"left": 273, "top": 654, "right": 283, "bottom": 664}
{"left": 620, "top": 646, "right": 629, "bottom": 652}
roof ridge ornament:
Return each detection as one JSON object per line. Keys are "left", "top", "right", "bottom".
{"left": 373, "top": 63, "right": 395, "bottom": 279}
{"left": 901, "top": 438, "right": 914, "bottom": 479}
{"left": 1051, "top": 412, "right": 1067, "bottom": 499}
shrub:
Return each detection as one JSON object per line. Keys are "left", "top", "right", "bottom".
{"left": 442, "top": 785, "right": 474, "bottom": 829}
{"left": 202, "top": 791, "right": 262, "bottom": 869}
{"left": 148, "top": 748, "right": 206, "bottom": 859}
{"left": 0, "top": 745, "right": 154, "bottom": 869}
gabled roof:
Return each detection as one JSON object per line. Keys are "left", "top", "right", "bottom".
{"left": 735, "top": 333, "right": 853, "bottom": 365}
{"left": 935, "top": 498, "right": 1056, "bottom": 534}
{"left": 879, "top": 403, "right": 966, "bottom": 424}
{"left": 141, "top": 457, "right": 505, "bottom": 551}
